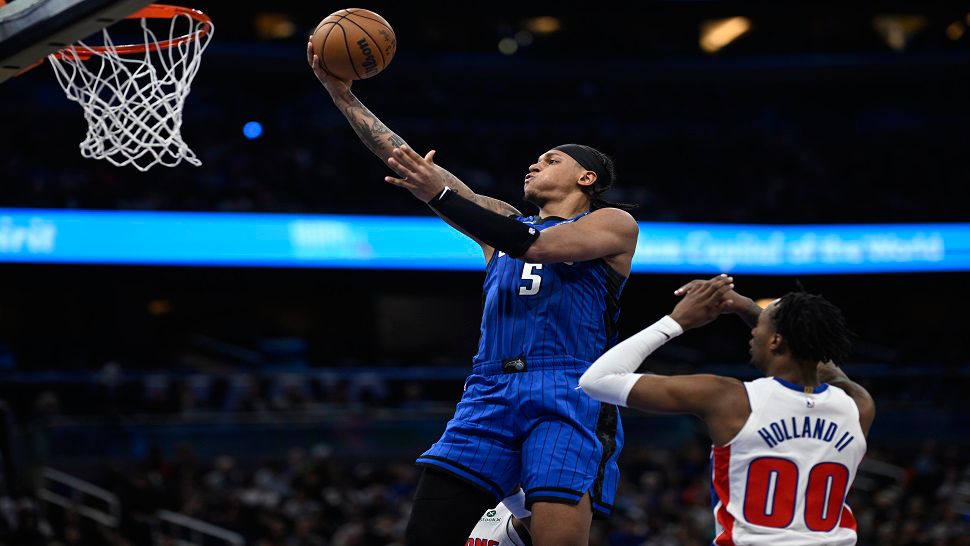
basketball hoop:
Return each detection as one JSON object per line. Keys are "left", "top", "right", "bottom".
{"left": 47, "top": 4, "right": 213, "bottom": 171}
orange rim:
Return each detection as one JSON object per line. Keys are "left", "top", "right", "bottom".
{"left": 50, "top": 4, "right": 212, "bottom": 61}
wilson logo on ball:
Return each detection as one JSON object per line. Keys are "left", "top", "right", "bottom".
{"left": 357, "top": 39, "right": 378, "bottom": 74}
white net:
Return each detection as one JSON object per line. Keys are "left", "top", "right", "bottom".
{"left": 48, "top": 10, "right": 213, "bottom": 171}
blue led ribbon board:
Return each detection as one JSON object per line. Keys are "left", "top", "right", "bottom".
{"left": 0, "top": 209, "right": 965, "bottom": 274}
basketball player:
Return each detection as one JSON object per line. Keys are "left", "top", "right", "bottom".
{"left": 579, "top": 275, "right": 875, "bottom": 545}
{"left": 309, "top": 43, "right": 639, "bottom": 546}
{"left": 467, "top": 490, "right": 532, "bottom": 546}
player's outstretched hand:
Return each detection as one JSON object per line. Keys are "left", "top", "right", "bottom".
{"left": 674, "top": 276, "right": 754, "bottom": 316}
{"left": 817, "top": 361, "right": 851, "bottom": 384}
{"left": 675, "top": 276, "right": 763, "bottom": 328}
{"left": 385, "top": 146, "right": 451, "bottom": 202}
{"left": 307, "top": 40, "right": 351, "bottom": 96}
{"left": 669, "top": 274, "right": 735, "bottom": 330}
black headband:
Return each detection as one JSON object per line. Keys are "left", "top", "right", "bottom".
{"left": 552, "top": 144, "right": 609, "bottom": 188}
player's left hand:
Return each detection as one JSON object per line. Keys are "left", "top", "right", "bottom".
{"left": 385, "top": 145, "right": 450, "bottom": 202}
{"left": 674, "top": 277, "right": 752, "bottom": 316}
{"left": 669, "top": 274, "right": 735, "bottom": 330}
{"left": 816, "top": 361, "right": 850, "bottom": 384}
{"left": 307, "top": 40, "right": 352, "bottom": 96}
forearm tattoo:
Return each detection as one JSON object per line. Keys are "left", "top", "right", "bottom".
{"left": 335, "top": 89, "right": 406, "bottom": 161}
{"left": 333, "top": 89, "right": 519, "bottom": 217}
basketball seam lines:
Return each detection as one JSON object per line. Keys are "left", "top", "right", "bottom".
{"left": 342, "top": 9, "right": 394, "bottom": 33}
{"left": 319, "top": 13, "right": 356, "bottom": 79}
{"left": 341, "top": 16, "right": 387, "bottom": 68}
{"left": 317, "top": 22, "right": 338, "bottom": 75}
{"left": 313, "top": 20, "right": 336, "bottom": 34}
{"left": 337, "top": 24, "right": 363, "bottom": 80}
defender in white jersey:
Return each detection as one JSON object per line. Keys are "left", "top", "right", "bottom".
{"left": 579, "top": 276, "right": 875, "bottom": 546}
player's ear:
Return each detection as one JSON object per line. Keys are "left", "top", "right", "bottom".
{"left": 578, "top": 170, "right": 597, "bottom": 188}
{"left": 769, "top": 333, "right": 784, "bottom": 353}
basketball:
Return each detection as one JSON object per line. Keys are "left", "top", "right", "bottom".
{"left": 311, "top": 8, "right": 396, "bottom": 81}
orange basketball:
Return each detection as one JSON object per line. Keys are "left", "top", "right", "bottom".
{"left": 311, "top": 8, "right": 396, "bottom": 81}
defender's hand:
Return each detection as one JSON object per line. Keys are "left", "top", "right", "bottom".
{"left": 384, "top": 146, "right": 451, "bottom": 202}
{"left": 817, "top": 361, "right": 850, "bottom": 384}
{"left": 674, "top": 277, "right": 753, "bottom": 316}
{"left": 669, "top": 275, "right": 735, "bottom": 331}
{"left": 307, "top": 40, "right": 352, "bottom": 95}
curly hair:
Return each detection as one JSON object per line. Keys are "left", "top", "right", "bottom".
{"left": 770, "top": 292, "right": 852, "bottom": 364}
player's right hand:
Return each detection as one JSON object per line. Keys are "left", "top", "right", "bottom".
{"left": 674, "top": 276, "right": 751, "bottom": 315}
{"left": 816, "top": 361, "right": 851, "bottom": 384}
{"left": 307, "top": 40, "right": 352, "bottom": 95}
{"left": 669, "top": 275, "right": 735, "bottom": 330}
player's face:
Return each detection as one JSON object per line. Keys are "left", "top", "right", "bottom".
{"left": 523, "top": 150, "right": 591, "bottom": 205}
{"left": 749, "top": 302, "right": 779, "bottom": 371}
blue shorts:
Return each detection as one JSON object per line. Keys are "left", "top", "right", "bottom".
{"left": 416, "top": 356, "right": 623, "bottom": 518}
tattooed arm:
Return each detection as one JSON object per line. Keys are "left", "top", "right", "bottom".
{"left": 308, "top": 41, "right": 520, "bottom": 260}
{"left": 328, "top": 84, "right": 406, "bottom": 167}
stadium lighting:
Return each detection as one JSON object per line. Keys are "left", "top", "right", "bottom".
{"left": 873, "top": 15, "right": 927, "bottom": 52}
{"left": 525, "top": 16, "right": 561, "bottom": 34}
{"left": 947, "top": 21, "right": 965, "bottom": 40}
{"left": 498, "top": 37, "right": 518, "bottom": 55}
{"left": 700, "top": 16, "right": 752, "bottom": 53}
{"left": 243, "top": 121, "right": 263, "bottom": 140}
{"left": 755, "top": 298, "right": 777, "bottom": 309}
{"left": 147, "top": 299, "right": 171, "bottom": 315}
{"left": 254, "top": 13, "right": 296, "bottom": 40}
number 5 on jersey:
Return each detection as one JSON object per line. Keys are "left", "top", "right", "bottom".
{"left": 519, "top": 263, "right": 542, "bottom": 296}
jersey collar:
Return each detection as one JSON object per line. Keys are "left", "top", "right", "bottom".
{"left": 533, "top": 210, "right": 591, "bottom": 225}
{"left": 773, "top": 376, "right": 829, "bottom": 394}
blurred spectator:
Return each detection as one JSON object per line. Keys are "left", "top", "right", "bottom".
{"left": 6, "top": 438, "right": 963, "bottom": 546}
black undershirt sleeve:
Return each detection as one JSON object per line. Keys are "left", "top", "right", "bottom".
{"left": 428, "top": 187, "right": 539, "bottom": 258}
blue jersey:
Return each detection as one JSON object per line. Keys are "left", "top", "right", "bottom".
{"left": 419, "top": 211, "right": 629, "bottom": 517}
{"left": 473, "top": 212, "right": 627, "bottom": 366}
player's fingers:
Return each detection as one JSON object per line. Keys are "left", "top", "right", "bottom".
{"left": 716, "top": 283, "right": 732, "bottom": 296}
{"left": 399, "top": 145, "right": 428, "bottom": 165}
{"left": 713, "top": 284, "right": 735, "bottom": 302}
{"left": 689, "top": 281, "right": 714, "bottom": 299}
{"left": 693, "top": 277, "right": 728, "bottom": 302}
{"left": 425, "top": 150, "right": 436, "bottom": 164}
{"left": 387, "top": 157, "right": 416, "bottom": 179}
{"left": 308, "top": 47, "right": 323, "bottom": 72}
{"left": 384, "top": 175, "right": 411, "bottom": 188}
{"left": 673, "top": 279, "right": 701, "bottom": 296}
{"left": 708, "top": 277, "right": 734, "bottom": 300}
{"left": 677, "top": 274, "right": 726, "bottom": 296}
{"left": 391, "top": 147, "right": 423, "bottom": 172}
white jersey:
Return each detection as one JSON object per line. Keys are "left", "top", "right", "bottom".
{"left": 466, "top": 503, "right": 528, "bottom": 546}
{"left": 711, "top": 377, "right": 867, "bottom": 546}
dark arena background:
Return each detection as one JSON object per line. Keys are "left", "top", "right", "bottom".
{"left": 1, "top": 1, "right": 969, "bottom": 545}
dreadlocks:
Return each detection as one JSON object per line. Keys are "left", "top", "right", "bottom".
{"left": 771, "top": 292, "right": 852, "bottom": 365}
